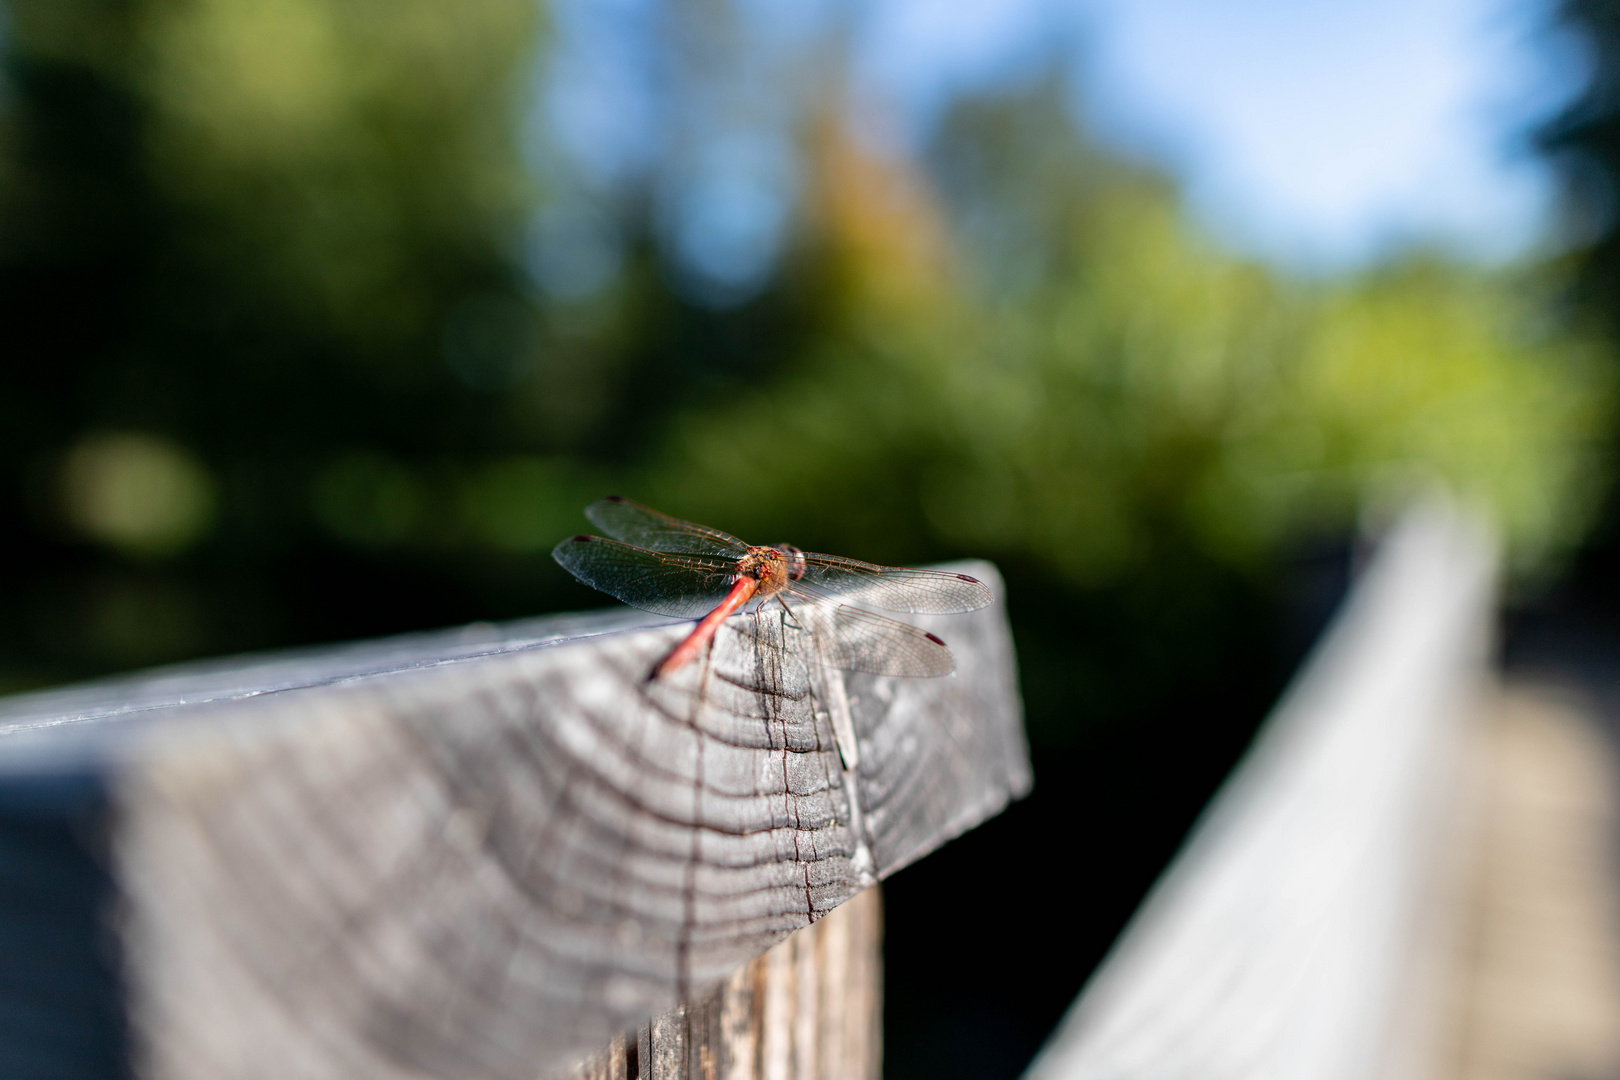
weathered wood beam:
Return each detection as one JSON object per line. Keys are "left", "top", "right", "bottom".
{"left": 1023, "top": 505, "right": 1496, "bottom": 1080}
{"left": 0, "top": 561, "right": 1026, "bottom": 1080}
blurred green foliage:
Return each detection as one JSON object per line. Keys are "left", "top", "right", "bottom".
{"left": 642, "top": 129, "right": 1610, "bottom": 584}
{"left": 0, "top": 0, "right": 1610, "bottom": 725}
{"left": 612, "top": 86, "right": 1611, "bottom": 599}
{"left": 136, "top": 0, "right": 538, "bottom": 352}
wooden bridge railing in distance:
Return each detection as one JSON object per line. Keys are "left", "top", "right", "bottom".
{"left": 1024, "top": 504, "right": 1497, "bottom": 1080}
{"left": 0, "top": 562, "right": 1028, "bottom": 1080}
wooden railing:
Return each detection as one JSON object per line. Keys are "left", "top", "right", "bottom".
{"left": 2, "top": 506, "right": 1496, "bottom": 1080}
{"left": 0, "top": 562, "right": 1028, "bottom": 1080}
{"left": 1025, "top": 503, "right": 1497, "bottom": 1080}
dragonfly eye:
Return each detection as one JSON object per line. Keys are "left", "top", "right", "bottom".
{"left": 775, "top": 544, "right": 806, "bottom": 581}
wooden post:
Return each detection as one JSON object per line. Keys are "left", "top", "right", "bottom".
{"left": 0, "top": 562, "right": 1026, "bottom": 1080}
{"left": 572, "top": 886, "right": 882, "bottom": 1080}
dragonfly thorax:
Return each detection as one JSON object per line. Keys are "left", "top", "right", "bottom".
{"left": 736, "top": 545, "right": 800, "bottom": 598}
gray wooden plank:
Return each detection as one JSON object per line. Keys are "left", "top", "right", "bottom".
{"left": 0, "top": 561, "right": 1025, "bottom": 1080}
{"left": 0, "top": 608, "right": 667, "bottom": 760}
{"left": 1022, "top": 506, "right": 1496, "bottom": 1080}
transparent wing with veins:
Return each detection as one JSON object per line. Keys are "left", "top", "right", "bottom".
{"left": 584, "top": 496, "right": 749, "bottom": 557}
{"left": 582, "top": 496, "right": 994, "bottom": 616}
{"left": 792, "top": 554, "right": 993, "bottom": 614}
{"left": 554, "top": 534, "right": 962, "bottom": 677}
{"left": 557, "top": 498, "right": 991, "bottom": 678}
{"left": 777, "top": 594, "right": 958, "bottom": 677}
{"left": 551, "top": 535, "right": 738, "bottom": 619}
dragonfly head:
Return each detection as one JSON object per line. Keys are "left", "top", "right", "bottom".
{"left": 774, "top": 544, "right": 806, "bottom": 581}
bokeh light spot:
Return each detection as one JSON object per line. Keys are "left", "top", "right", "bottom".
{"left": 60, "top": 432, "right": 216, "bottom": 558}
{"left": 659, "top": 133, "right": 797, "bottom": 307}
{"left": 525, "top": 202, "right": 625, "bottom": 303}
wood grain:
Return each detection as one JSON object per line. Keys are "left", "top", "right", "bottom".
{"left": 570, "top": 885, "right": 882, "bottom": 1080}
{"left": 0, "top": 561, "right": 1024, "bottom": 1080}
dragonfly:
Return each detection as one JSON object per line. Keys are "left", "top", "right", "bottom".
{"left": 552, "top": 497, "right": 993, "bottom": 681}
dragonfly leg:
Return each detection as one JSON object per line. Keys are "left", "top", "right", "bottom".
{"left": 775, "top": 596, "right": 806, "bottom": 632}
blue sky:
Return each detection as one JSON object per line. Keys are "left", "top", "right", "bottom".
{"left": 536, "top": 0, "right": 1587, "bottom": 297}
{"left": 855, "top": 0, "right": 1586, "bottom": 270}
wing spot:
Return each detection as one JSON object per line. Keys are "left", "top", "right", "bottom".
{"left": 573, "top": 535, "right": 594, "bottom": 542}
{"left": 605, "top": 495, "right": 627, "bottom": 503}
{"left": 925, "top": 632, "right": 945, "bottom": 646}
{"left": 956, "top": 574, "right": 978, "bottom": 582}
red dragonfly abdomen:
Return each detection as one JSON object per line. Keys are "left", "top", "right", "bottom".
{"left": 654, "top": 576, "right": 759, "bottom": 678}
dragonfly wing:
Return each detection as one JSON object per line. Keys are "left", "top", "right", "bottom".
{"left": 584, "top": 497, "right": 749, "bottom": 557}
{"left": 553, "top": 535, "right": 738, "bottom": 618}
{"left": 785, "top": 595, "right": 957, "bottom": 677}
{"left": 795, "top": 554, "right": 993, "bottom": 614}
